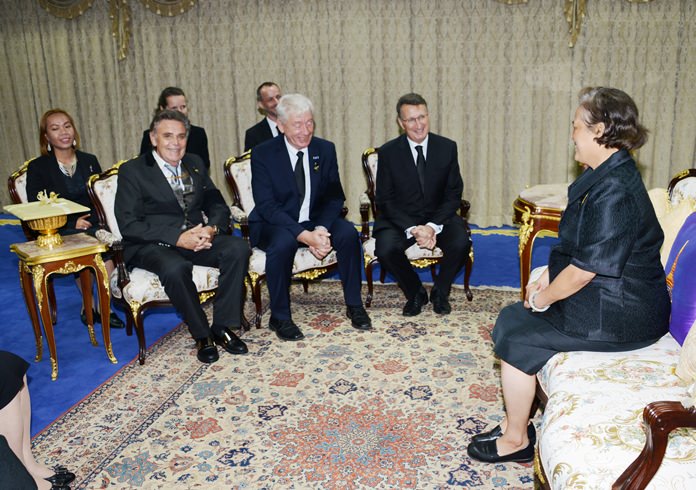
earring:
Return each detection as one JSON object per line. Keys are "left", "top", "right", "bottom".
{"left": 72, "top": 139, "right": 76, "bottom": 148}
{"left": 47, "top": 143, "right": 52, "bottom": 152}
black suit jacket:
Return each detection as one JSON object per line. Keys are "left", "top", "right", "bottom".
{"left": 374, "top": 133, "right": 463, "bottom": 233}
{"left": 248, "top": 135, "right": 346, "bottom": 246}
{"left": 139, "top": 125, "right": 210, "bottom": 170}
{"left": 115, "top": 152, "right": 230, "bottom": 263}
{"left": 26, "top": 150, "right": 102, "bottom": 231}
{"left": 244, "top": 118, "right": 274, "bottom": 152}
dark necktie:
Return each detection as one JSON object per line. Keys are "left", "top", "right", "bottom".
{"left": 294, "top": 151, "right": 305, "bottom": 203}
{"left": 415, "top": 145, "right": 426, "bottom": 193}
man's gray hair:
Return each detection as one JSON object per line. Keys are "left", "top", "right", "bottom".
{"left": 277, "top": 94, "right": 314, "bottom": 123}
{"left": 150, "top": 109, "right": 190, "bottom": 137}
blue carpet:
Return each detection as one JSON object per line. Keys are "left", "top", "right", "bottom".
{"left": 0, "top": 216, "right": 557, "bottom": 436}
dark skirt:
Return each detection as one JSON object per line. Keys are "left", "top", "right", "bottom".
{"left": 492, "top": 302, "right": 659, "bottom": 375}
{"left": 0, "top": 351, "right": 30, "bottom": 410}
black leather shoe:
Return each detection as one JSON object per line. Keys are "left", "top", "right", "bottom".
{"left": 212, "top": 326, "right": 248, "bottom": 355}
{"left": 466, "top": 438, "right": 535, "bottom": 463}
{"left": 471, "top": 423, "right": 536, "bottom": 444}
{"left": 195, "top": 337, "right": 219, "bottom": 363}
{"left": 346, "top": 305, "right": 372, "bottom": 330}
{"left": 80, "top": 309, "right": 125, "bottom": 329}
{"left": 269, "top": 317, "right": 305, "bottom": 341}
{"left": 402, "top": 287, "right": 429, "bottom": 316}
{"left": 430, "top": 287, "right": 452, "bottom": 314}
{"left": 45, "top": 465, "right": 75, "bottom": 490}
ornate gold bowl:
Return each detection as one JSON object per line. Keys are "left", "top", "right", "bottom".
{"left": 27, "top": 215, "right": 67, "bottom": 248}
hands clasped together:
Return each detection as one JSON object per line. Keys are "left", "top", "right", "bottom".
{"left": 298, "top": 227, "right": 333, "bottom": 260}
{"left": 412, "top": 224, "right": 437, "bottom": 250}
{"left": 176, "top": 223, "right": 216, "bottom": 252}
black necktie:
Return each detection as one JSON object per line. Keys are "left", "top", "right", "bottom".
{"left": 415, "top": 145, "right": 426, "bottom": 192}
{"left": 294, "top": 151, "right": 305, "bottom": 203}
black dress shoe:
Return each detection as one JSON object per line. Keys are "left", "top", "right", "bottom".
{"left": 403, "top": 287, "right": 429, "bottom": 316}
{"left": 269, "top": 317, "right": 305, "bottom": 341}
{"left": 346, "top": 305, "right": 372, "bottom": 330}
{"left": 471, "top": 423, "right": 536, "bottom": 444}
{"left": 430, "top": 287, "right": 452, "bottom": 315}
{"left": 467, "top": 437, "right": 535, "bottom": 463}
{"left": 195, "top": 337, "right": 219, "bottom": 363}
{"left": 212, "top": 326, "right": 248, "bottom": 355}
{"left": 80, "top": 309, "right": 125, "bottom": 329}
{"left": 45, "top": 465, "right": 75, "bottom": 490}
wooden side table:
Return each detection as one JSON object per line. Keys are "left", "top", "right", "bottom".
{"left": 10, "top": 233, "right": 117, "bottom": 380}
{"left": 512, "top": 184, "right": 568, "bottom": 299}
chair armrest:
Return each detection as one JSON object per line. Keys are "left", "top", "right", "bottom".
{"left": 95, "top": 229, "right": 130, "bottom": 288}
{"left": 230, "top": 205, "right": 250, "bottom": 241}
{"left": 359, "top": 192, "right": 371, "bottom": 242}
{"left": 613, "top": 401, "right": 696, "bottom": 489}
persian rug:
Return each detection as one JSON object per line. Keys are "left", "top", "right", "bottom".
{"left": 32, "top": 282, "right": 535, "bottom": 489}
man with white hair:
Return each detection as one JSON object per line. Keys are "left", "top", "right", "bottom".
{"left": 249, "top": 94, "right": 371, "bottom": 340}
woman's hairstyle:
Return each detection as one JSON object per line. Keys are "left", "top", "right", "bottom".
{"left": 39, "top": 108, "right": 80, "bottom": 156}
{"left": 154, "top": 86, "right": 186, "bottom": 117}
{"left": 577, "top": 87, "right": 648, "bottom": 151}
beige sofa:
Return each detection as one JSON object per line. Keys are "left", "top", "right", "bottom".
{"left": 534, "top": 175, "right": 696, "bottom": 489}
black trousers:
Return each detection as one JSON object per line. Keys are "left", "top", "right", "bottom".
{"left": 255, "top": 218, "right": 364, "bottom": 321}
{"left": 374, "top": 219, "right": 470, "bottom": 300}
{"left": 129, "top": 235, "right": 250, "bottom": 339}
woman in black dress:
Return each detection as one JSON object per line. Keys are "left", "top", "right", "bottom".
{"left": 467, "top": 87, "right": 671, "bottom": 463}
{"left": 26, "top": 109, "right": 123, "bottom": 329}
{"left": 0, "top": 351, "right": 75, "bottom": 489}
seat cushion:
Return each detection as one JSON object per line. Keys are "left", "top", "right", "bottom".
{"left": 110, "top": 265, "right": 219, "bottom": 304}
{"left": 248, "top": 247, "right": 339, "bottom": 276}
{"left": 537, "top": 334, "right": 693, "bottom": 489}
{"left": 362, "top": 237, "right": 444, "bottom": 261}
{"left": 518, "top": 183, "right": 569, "bottom": 210}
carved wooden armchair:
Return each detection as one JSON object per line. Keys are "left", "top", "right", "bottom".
{"left": 224, "top": 152, "right": 344, "bottom": 328}
{"left": 359, "top": 147, "right": 473, "bottom": 306}
{"left": 88, "top": 162, "right": 224, "bottom": 365}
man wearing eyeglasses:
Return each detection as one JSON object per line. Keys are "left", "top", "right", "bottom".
{"left": 374, "top": 92, "right": 471, "bottom": 316}
{"left": 244, "top": 82, "right": 283, "bottom": 152}
{"left": 249, "top": 93, "right": 372, "bottom": 341}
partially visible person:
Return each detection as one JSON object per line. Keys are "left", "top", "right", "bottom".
{"left": 249, "top": 93, "right": 371, "bottom": 341}
{"left": 375, "top": 93, "right": 471, "bottom": 316}
{"left": 244, "top": 82, "right": 283, "bottom": 151}
{"left": 26, "top": 109, "right": 124, "bottom": 329}
{"left": 0, "top": 350, "right": 75, "bottom": 489}
{"left": 466, "top": 87, "right": 670, "bottom": 464}
{"left": 139, "top": 87, "right": 210, "bottom": 170}
{"left": 117, "top": 109, "right": 250, "bottom": 364}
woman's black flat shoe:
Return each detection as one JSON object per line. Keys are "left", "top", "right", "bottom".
{"left": 80, "top": 309, "right": 125, "bottom": 329}
{"left": 471, "top": 422, "right": 536, "bottom": 444}
{"left": 45, "top": 465, "right": 76, "bottom": 489}
{"left": 467, "top": 438, "right": 535, "bottom": 463}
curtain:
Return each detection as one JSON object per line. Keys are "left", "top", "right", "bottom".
{"left": 1, "top": 0, "right": 694, "bottom": 226}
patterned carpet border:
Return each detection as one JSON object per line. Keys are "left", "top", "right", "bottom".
{"left": 32, "top": 283, "right": 534, "bottom": 489}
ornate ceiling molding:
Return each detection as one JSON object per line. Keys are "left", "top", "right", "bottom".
{"left": 38, "top": 0, "right": 94, "bottom": 19}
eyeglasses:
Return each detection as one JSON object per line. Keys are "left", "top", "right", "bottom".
{"left": 400, "top": 114, "right": 428, "bottom": 127}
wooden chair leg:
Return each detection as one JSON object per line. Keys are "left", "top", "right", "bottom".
{"left": 365, "top": 261, "right": 375, "bottom": 307}
{"left": 133, "top": 307, "right": 147, "bottom": 365}
{"left": 301, "top": 279, "right": 309, "bottom": 293}
{"left": 48, "top": 279, "right": 58, "bottom": 325}
{"left": 464, "top": 254, "right": 473, "bottom": 301}
{"left": 253, "top": 281, "right": 263, "bottom": 329}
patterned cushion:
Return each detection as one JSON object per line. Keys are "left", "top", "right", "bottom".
{"left": 362, "top": 237, "right": 444, "bottom": 261}
{"left": 648, "top": 187, "right": 670, "bottom": 221}
{"left": 676, "top": 319, "right": 696, "bottom": 384}
{"left": 670, "top": 176, "right": 696, "bottom": 206}
{"left": 14, "top": 169, "right": 28, "bottom": 203}
{"left": 537, "top": 334, "right": 693, "bottom": 489}
{"left": 248, "top": 247, "right": 338, "bottom": 276}
{"left": 658, "top": 199, "right": 696, "bottom": 267}
{"left": 91, "top": 173, "right": 122, "bottom": 239}
{"left": 110, "top": 265, "right": 219, "bottom": 303}
{"left": 665, "top": 212, "right": 696, "bottom": 345}
{"left": 227, "top": 159, "right": 255, "bottom": 213}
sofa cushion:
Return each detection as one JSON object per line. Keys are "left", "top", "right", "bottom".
{"left": 658, "top": 199, "right": 695, "bottom": 267}
{"left": 537, "top": 335, "right": 692, "bottom": 489}
{"left": 676, "top": 319, "right": 696, "bottom": 384}
{"left": 665, "top": 212, "right": 696, "bottom": 345}
{"left": 648, "top": 187, "right": 670, "bottom": 221}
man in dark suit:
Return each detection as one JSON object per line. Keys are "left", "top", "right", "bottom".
{"left": 139, "top": 87, "right": 210, "bottom": 170}
{"left": 375, "top": 93, "right": 471, "bottom": 316}
{"left": 249, "top": 93, "right": 371, "bottom": 341}
{"left": 116, "top": 110, "right": 250, "bottom": 364}
{"left": 244, "top": 82, "right": 282, "bottom": 151}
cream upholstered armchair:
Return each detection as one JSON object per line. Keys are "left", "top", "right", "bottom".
{"left": 88, "top": 162, "right": 224, "bottom": 365}
{"left": 668, "top": 168, "right": 696, "bottom": 204}
{"left": 359, "top": 147, "right": 474, "bottom": 307}
{"left": 224, "top": 152, "right": 343, "bottom": 328}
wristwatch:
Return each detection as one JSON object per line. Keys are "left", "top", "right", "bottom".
{"left": 211, "top": 225, "right": 220, "bottom": 235}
